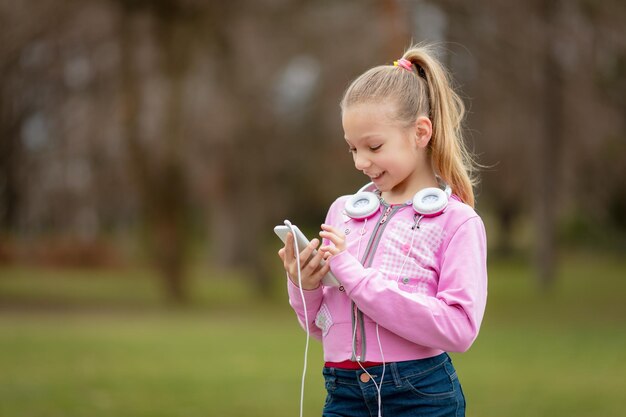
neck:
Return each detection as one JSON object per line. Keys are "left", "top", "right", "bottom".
{"left": 381, "top": 165, "right": 438, "bottom": 205}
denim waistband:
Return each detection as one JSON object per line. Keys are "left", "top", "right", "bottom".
{"left": 322, "top": 353, "right": 450, "bottom": 387}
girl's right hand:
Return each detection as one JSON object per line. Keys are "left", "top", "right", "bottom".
{"left": 278, "top": 232, "right": 330, "bottom": 290}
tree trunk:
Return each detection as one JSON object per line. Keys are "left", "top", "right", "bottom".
{"left": 534, "top": 0, "right": 563, "bottom": 291}
{"left": 119, "top": 3, "right": 191, "bottom": 304}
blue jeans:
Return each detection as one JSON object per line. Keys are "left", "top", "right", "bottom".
{"left": 322, "top": 353, "right": 465, "bottom": 417}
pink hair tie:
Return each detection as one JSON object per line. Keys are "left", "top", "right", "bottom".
{"left": 393, "top": 58, "right": 413, "bottom": 72}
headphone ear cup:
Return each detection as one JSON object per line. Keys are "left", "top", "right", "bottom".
{"left": 413, "top": 187, "right": 448, "bottom": 216}
{"left": 345, "top": 192, "right": 380, "bottom": 220}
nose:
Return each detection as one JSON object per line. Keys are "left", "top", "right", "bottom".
{"left": 354, "top": 152, "right": 371, "bottom": 171}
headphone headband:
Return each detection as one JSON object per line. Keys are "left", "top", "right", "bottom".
{"left": 355, "top": 181, "right": 451, "bottom": 198}
{"left": 357, "top": 182, "right": 378, "bottom": 194}
{"left": 345, "top": 180, "right": 452, "bottom": 220}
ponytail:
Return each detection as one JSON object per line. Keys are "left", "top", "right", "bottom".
{"left": 402, "top": 44, "right": 476, "bottom": 207}
{"left": 341, "top": 43, "right": 478, "bottom": 207}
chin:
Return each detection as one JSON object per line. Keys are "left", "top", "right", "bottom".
{"left": 374, "top": 183, "right": 391, "bottom": 192}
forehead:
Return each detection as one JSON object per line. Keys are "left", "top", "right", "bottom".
{"left": 342, "top": 101, "right": 401, "bottom": 137}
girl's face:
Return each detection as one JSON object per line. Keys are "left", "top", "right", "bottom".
{"left": 342, "top": 101, "right": 433, "bottom": 202}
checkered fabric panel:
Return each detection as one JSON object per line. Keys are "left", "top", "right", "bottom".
{"left": 379, "top": 219, "right": 446, "bottom": 295}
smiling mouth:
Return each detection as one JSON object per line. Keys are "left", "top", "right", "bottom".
{"left": 367, "top": 172, "right": 385, "bottom": 180}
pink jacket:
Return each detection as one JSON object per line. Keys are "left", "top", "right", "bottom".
{"left": 287, "top": 191, "right": 488, "bottom": 363}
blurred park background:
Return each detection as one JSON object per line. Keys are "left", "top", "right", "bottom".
{"left": 1, "top": 0, "right": 625, "bottom": 416}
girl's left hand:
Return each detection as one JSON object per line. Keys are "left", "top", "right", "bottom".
{"left": 319, "top": 224, "right": 346, "bottom": 257}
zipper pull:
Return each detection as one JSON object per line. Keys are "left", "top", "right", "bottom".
{"left": 412, "top": 213, "right": 424, "bottom": 230}
{"left": 380, "top": 206, "right": 392, "bottom": 224}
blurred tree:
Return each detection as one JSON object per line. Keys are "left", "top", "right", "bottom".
{"left": 438, "top": 0, "right": 626, "bottom": 289}
{"left": 118, "top": 0, "right": 201, "bottom": 303}
{"left": 2, "top": 0, "right": 625, "bottom": 301}
{"left": 532, "top": 0, "right": 564, "bottom": 290}
{"left": 0, "top": 53, "right": 24, "bottom": 235}
{"left": 197, "top": 1, "right": 395, "bottom": 296}
{"left": 0, "top": 1, "right": 58, "bottom": 234}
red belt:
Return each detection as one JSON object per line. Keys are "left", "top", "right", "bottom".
{"left": 325, "top": 360, "right": 384, "bottom": 370}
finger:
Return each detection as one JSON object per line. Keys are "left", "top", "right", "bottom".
{"left": 298, "top": 238, "right": 319, "bottom": 265}
{"left": 278, "top": 248, "right": 285, "bottom": 262}
{"left": 283, "top": 255, "right": 296, "bottom": 274}
{"left": 310, "top": 261, "right": 331, "bottom": 282}
{"left": 320, "top": 245, "right": 340, "bottom": 256}
{"left": 303, "top": 245, "right": 324, "bottom": 272}
{"left": 319, "top": 231, "right": 344, "bottom": 247}
{"left": 284, "top": 232, "right": 294, "bottom": 259}
{"left": 286, "top": 255, "right": 299, "bottom": 278}
{"left": 321, "top": 224, "right": 345, "bottom": 238}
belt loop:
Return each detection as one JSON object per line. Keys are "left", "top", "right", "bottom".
{"left": 390, "top": 362, "right": 402, "bottom": 388}
{"left": 325, "top": 367, "right": 337, "bottom": 391}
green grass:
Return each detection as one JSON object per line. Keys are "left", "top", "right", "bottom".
{"left": 1, "top": 252, "right": 625, "bottom": 416}
{"left": 0, "top": 311, "right": 325, "bottom": 417}
{"left": 0, "top": 265, "right": 258, "bottom": 309}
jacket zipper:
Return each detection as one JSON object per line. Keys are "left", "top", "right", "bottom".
{"left": 350, "top": 203, "right": 402, "bottom": 361}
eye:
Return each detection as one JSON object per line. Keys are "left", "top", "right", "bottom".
{"left": 348, "top": 147, "right": 357, "bottom": 154}
{"left": 369, "top": 144, "right": 382, "bottom": 151}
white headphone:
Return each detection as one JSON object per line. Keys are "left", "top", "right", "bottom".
{"left": 345, "top": 181, "right": 452, "bottom": 220}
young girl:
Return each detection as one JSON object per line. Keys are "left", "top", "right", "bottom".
{"left": 278, "top": 44, "right": 487, "bottom": 417}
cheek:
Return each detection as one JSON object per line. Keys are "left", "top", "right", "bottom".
{"left": 396, "top": 153, "right": 419, "bottom": 172}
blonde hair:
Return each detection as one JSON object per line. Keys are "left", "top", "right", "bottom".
{"left": 340, "top": 43, "right": 478, "bottom": 207}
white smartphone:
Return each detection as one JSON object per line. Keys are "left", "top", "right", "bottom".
{"left": 274, "top": 223, "right": 341, "bottom": 287}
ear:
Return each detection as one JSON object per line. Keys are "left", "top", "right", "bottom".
{"left": 414, "top": 116, "right": 432, "bottom": 148}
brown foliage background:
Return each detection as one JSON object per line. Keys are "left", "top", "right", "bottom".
{"left": 1, "top": 0, "right": 625, "bottom": 301}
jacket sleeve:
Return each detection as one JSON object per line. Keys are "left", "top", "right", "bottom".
{"left": 287, "top": 278, "right": 324, "bottom": 340}
{"left": 285, "top": 198, "right": 346, "bottom": 340}
{"left": 328, "top": 216, "right": 488, "bottom": 352}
